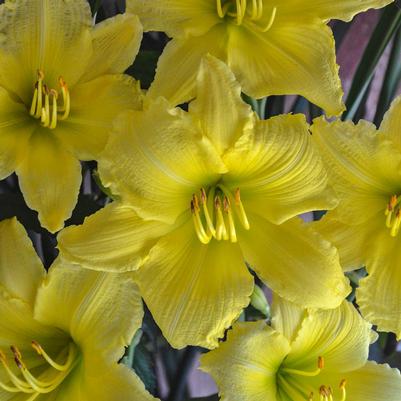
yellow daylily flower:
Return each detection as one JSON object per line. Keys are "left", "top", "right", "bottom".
{"left": 0, "top": 217, "right": 155, "bottom": 401}
{"left": 312, "top": 95, "right": 401, "bottom": 339}
{"left": 201, "top": 297, "right": 401, "bottom": 401}
{"left": 58, "top": 55, "right": 349, "bottom": 349}
{"left": 127, "top": 0, "right": 393, "bottom": 116}
{"left": 0, "top": 0, "right": 143, "bottom": 233}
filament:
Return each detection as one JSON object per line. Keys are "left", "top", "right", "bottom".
{"left": 282, "top": 357, "right": 324, "bottom": 377}
{"left": 29, "top": 71, "right": 71, "bottom": 129}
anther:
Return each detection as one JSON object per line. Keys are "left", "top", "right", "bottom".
{"left": 215, "top": 196, "right": 228, "bottom": 241}
{"left": 223, "top": 196, "right": 237, "bottom": 243}
{"left": 200, "top": 188, "right": 216, "bottom": 237}
{"left": 58, "top": 77, "right": 70, "bottom": 120}
{"left": 191, "top": 199, "right": 211, "bottom": 244}
{"left": 234, "top": 188, "right": 250, "bottom": 230}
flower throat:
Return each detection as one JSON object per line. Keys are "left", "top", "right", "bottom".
{"left": 190, "top": 185, "right": 250, "bottom": 244}
{"left": 0, "top": 341, "right": 78, "bottom": 400}
{"left": 216, "top": 0, "right": 277, "bottom": 32}
{"left": 29, "top": 70, "right": 71, "bottom": 129}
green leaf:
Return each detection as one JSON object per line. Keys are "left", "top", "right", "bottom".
{"left": 133, "top": 342, "right": 158, "bottom": 395}
{"left": 343, "top": 4, "right": 401, "bottom": 121}
{"left": 374, "top": 26, "right": 401, "bottom": 126}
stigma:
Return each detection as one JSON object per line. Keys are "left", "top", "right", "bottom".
{"left": 384, "top": 194, "right": 401, "bottom": 236}
{"left": 216, "top": 0, "right": 277, "bottom": 32}
{"left": 29, "top": 70, "right": 71, "bottom": 130}
{"left": 0, "top": 341, "right": 78, "bottom": 398}
{"left": 309, "top": 380, "right": 347, "bottom": 401}
{"left": 190, "top": 186, "right": 250, "bottom": 244}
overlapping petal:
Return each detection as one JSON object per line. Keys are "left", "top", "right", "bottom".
{"left": 227, "top": 23, "right": 344, "bottom": 115}
{"left": 0, "top": 218, "right": 45, "bottom": 304}
{"left": 380, "top": 94, "right": 401, "bottom": 151}
{"left": 223, "top": 114, "right": 336, "bottom": 225}
{"left": 190, "top": 55, "right": 254, "bottom": 154}
{"left": 135, "top": 220, "right": 254, "bottom": 349}
{"left": 56, "top": 74, "right": 143, "bottom": 160}
{"left": 99, "top": 98, "right": 226, "bottom": 224}
{"left": 16, "top": 129, "right": 82, "bottom": 233}
{"left": 239, "top": 214, "right": 350, "bottom": 309}
{"left": 285, "top": 301, "right": 371, "bottom": 372}
{"left": 356, "top": 225, "right": 401, "bottom": 338}
{"left": 126, "top": 0, "right": 219, "bottom": 37}
{"left": 278, "top": 0, "right": 394, "bottom": 22}
{"left": 0, "top": 87, "right": 35, "bottom": 180}
{"left": 58, "top": 203, "right": 170, "bottom": 272}
{"left": 80, "top": 14, "right": 143, "bottom": 83}
{"left": 34, "top": 259, "right": 143, "bottom": 362}
{"left": 312, "top": 117, "right": 401, "bottom": 224}
{"left": 200, "top": 322, "right": 290, "bottom": 401}
{"left": 147, "top": 25, "right": 228, "bottom": 107}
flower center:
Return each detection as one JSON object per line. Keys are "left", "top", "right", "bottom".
{"left": 29, "top": 70, "right": 71, "bottom": 130}
{"left": 216, "top": 0, "right": 277, "bottom": 32}
{"left": 309, "top": 380, "right": 347, "bottom": 401}
{"left": 0, "top": 340, "right": 78, "bottom": 400}
{"left": 190, "top": 185, "right": 250, "bottom": 244}
{"left": 384, "top": 194, "right": 401, "bottom": 236}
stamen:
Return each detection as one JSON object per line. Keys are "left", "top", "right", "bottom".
{"left": 216, "top": 0, "right": 225, "bottom": 18}
{"left": 35, "top": 70, "right": 44, "bottom": 119}
{"left": 259, "top": 6, "right": 277, "bottom": 32}
{"left": 0, "top": 350, "right": 32, "bottom": 393}
{"left": 250, "top": 0, "right": 258, "bottom": 19}
{"left": 29, "top": 86, "right": 38, "bottom": 116}
{"left": 339, "top": 380, "right": 346, "bottom": 401}
{"left": 282, "top": 356, "right": 324, "bottom": 377}
{"left": 223, "top": 196, "right": 238, "bottom": 243}
{"left": 58, "top": 77, "right": 70, "bottom": 120}
{"left": 234, "top": 188, "right": 250, "bottom": 230}
{"left": 191, "top": 199, "right": 211, "bottom": 244}
{"left": 49, "top": 90, "right": 58, "bottom": 129}
{"left": 215, "top": 196, "right": 228, "bottom": 241}
{"left": 200, "top": 188, "right": 216, "bottom": 237}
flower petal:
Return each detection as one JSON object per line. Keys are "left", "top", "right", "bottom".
{"left": 223, "top": 114, "right": 337, "bottom": 225}
{"left": 99, "top": 98, "right": 226, "bottom": 224}
{"left": 271, "top": 296, "right": 306, "bottom": 343}
{"left": 16, "top": 129, "right": 82, "bottom": 233}
{"left": 335, "top": 361, "right": 401, "bottom": 401}
{"left": 279, "top": 0, "right": 394, "bottom": 22}
{"left": 80, "top": 14, "right": 143, "bottom": 83}
{"left": 314, "top": 213, "right": 378, "bottom": 272}
{"left": 380, "top": 94, "right": 401, "bottom": 150}
{"left": 285, "top": 301, "right": 371, "bottom": 373}
{"left": 58, "top": 202, "right": 170, "bottom": 272}
{"left": 34, "top": 259, "right": 143, "bottom": 361}
{"left": 147, "top": 25, "right": 228, "bottom": 106}
{"left": 136, "top": 220, "right": 254, "bottom": 349}
{"left": 0, "top": 0, "right": 93, "bottom": 102}
{"left": 126, "top": 0, "right": 219, "bottom": 37}
{"left": 312, "top": 117, "right": 401, "bottom": 225}
{"left": 56, "top": 74, "right": 143, "bottom": 160}
{"left": 356, "top": 226, "right": 401, "bottom": 339}
{"left": 0, "top": 87, "right": 35, "bottom": 179}
{"left": 239, "top": 214, "right": 350, "bottom": 309}
{"left": 190, "top": 55, "right": 254, "bottom": 154}
{"left": 0, "top": 218, "right": 45, "bottom": 304}
{"left": 227, "top": 23, "right": 344, "bottom": 116}
{"left": 200, "top": 321, "right": 290, "bottom": 401}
